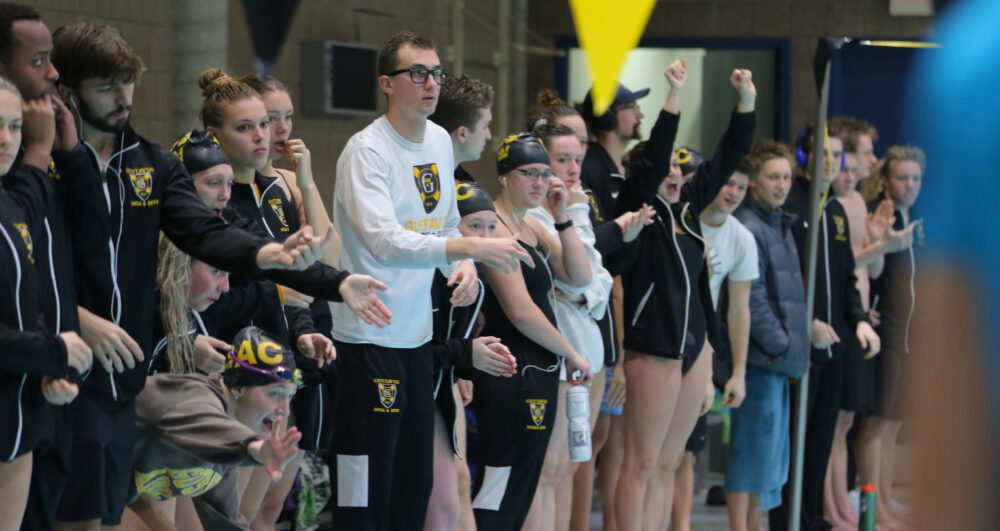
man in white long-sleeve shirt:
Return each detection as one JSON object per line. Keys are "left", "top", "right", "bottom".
{"left": 330, "top": 30, "right": 531, "bottom": 531}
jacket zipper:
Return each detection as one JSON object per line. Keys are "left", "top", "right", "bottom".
{"left": 449, "top": 281, "right": 485, "bottom": 459}
{"left": 449, "top": 367, "right": 461, "bottom": 459}
{"left": 0, "top": 223, "right": 26, "bottom": 461}
{"left": 85, "top": 136, "right": 139, "bottom": 401}
{"left": 315, "top": 382, "right": 323, "bottom": 449}
{"left": 250, "top": 179, "right": 289, "bottom": 331}
{"left": 43, "top": 220, "right": 60, "bottom": 331}
{"left": 667, "top": 200, "right": 693, "bottom": 354}
{"left": 251, "top": 179, "right": 280, "bottom": 240}
{"left": 822, "top": 209, "right": 832, "bottom": 359}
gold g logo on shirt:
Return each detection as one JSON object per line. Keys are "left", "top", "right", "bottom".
{"left": 413, "top": 163, "right": 441, "bottom": 213}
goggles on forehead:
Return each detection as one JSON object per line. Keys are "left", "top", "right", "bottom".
{"left": 227, "top": 350, "right": 303, "bottom": 388}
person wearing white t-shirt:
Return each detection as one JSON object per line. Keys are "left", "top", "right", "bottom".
{"left": 671, "top": 167, "right": 759, "bottom": 531}
{"left": 330, "top": 31, "right": 532, "bottom": 531}
{"left": 700, "top": 168, "right": 758, "bottom": 403}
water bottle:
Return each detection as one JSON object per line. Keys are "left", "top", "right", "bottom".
{"left": 859, "top": 482, "right": 876, "bottom": 531}
{"left": 566, "top": 386, "right": 591, "bottom": 462}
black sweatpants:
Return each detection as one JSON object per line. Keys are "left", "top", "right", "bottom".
{"left": 331, "top": 341, "right": 435, "bottom": 531}
{"left": 769, "top": 361, "right": 844, "bottom": 531}
{"left": 469, "top": 354, "right": 560, "bottom": 531}
{"left": 21, "top": 404, "right": 73, "bottom": 530}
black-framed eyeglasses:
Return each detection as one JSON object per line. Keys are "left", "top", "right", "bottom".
{"left": 615, "top": 102, "right": 640, "bottom": 112}
{"left": 385, "top": 66, "right": 449, "bottom": 84}
{"left": 227, "top": 350, "right": 303, "bottom": 388}
{"left": 516, "top": 168, "right": 554, "bottom": 181}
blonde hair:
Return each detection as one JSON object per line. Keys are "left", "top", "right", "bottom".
{"left": 198, "top": 67, "right": 261, "bottom": 128}
{"left": 0, "top": 76, "right": 21, "bottom": 103}
{"left": 156, "top": 233, "right": 197, "bottom": 373}
{"left": 861, "top": 145, "right": 926, "bottom": 203}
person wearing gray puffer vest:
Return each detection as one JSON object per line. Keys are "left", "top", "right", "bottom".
{"left": 725, "top": 140, "right": 809, "bottom": 529}
{"left": 736, "top": 193, "right": 809, "bottom": 378}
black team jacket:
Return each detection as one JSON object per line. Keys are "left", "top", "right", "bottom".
{"left": 53, "top": 125, "right": 269, "bottom": 403}
{"left": 785, "top": 177, "right": 869, "bottom": 363}
{"left": 0, "top": 163, "right": 78, "bottom": 461}
{"left": 615, "top": 109, "right": 755, "bottom": 358}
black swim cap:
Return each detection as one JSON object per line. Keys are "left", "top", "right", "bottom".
{"left": 223, "top": 326, "right": 300, "bottom": 388}
{"left": 171, "top": 129, "right": 231, "bottom": 176}
{"left": 455, "top": 181, "right": 495, "bottom": 217}
{"left": 675, "top": 146, "right": 704, "bottom": 176}
{"left": 496, "top": 132, "right": 549, "bottom": 175}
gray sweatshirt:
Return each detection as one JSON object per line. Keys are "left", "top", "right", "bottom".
{"left": 132, "top": 374, "right": 260, "bottom": 530}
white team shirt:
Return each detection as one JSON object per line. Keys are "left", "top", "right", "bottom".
{"left": 700, "top": 215, "right": 759, "bottom": 309}
{"left": 331, "top": 116, "right": 461, "bottom": 347}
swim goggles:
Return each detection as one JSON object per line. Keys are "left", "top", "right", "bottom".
{"left": 227, "top": 350, "right": 303, "bottom": 388}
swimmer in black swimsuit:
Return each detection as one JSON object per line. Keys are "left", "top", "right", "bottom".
{"left": 469, "top": 132, "right": 593, "bottom": 530}
{"left": 613, "top": 65, "right": 756, "bottom": 531}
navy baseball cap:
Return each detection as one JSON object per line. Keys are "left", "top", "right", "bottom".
{"left": 583, "top": 83, "right": 650, "bottom": 117}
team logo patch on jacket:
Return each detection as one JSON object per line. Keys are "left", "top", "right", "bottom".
{"left": 413, "top": 163, "right": 441, "bottom": 213}
{"left": 526, "top": 398, "right": 548, "bottom": 429}
{"left": 13, "top": 222, "right": 33, "bottom": 264}
{"left": 128, "top": 169, "right": 153, "bottom": 201}
{"left": 268, "top": 198, "right": 290, "bottom": 230}
{"left": 373, "top": 378, "right": 400, "bottom": 413}
{"left": 833, "top": 215, "right": 848, "bottom": 241}
{"left": 586, "top": 191, "right": 604, "bottom": 222}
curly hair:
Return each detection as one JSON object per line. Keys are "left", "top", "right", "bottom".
{"left": 156, "top": 233, "right": 197, "bottom": 374}
{"left": 429, "top": 75, "right": 494, "bottom": 133}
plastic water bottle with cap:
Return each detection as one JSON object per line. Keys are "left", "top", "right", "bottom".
{"left": 566, "top": 385, "right": 591, "bottom": 462}
{"left": 859, "top": 482, "right": 876, "bottom": 531}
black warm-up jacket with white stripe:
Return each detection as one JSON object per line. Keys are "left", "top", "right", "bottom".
{"left": 615, "top": 109, "right": 755, "bottom": 359}
{"left": 54, "top": 125, "right": 269, "bottom": 403}
{"left": 786, "top": 178, "right": 869, "bottom": 363}
{"left": 0, "top": 163, "right": 77, "bottom": 462}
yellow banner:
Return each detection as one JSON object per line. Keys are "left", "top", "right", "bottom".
{"left": 570, "top": 0, "right": 657, "bottom": 114}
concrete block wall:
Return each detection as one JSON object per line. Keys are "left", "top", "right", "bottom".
{"left": 527, "top": 0, "right": 934, "bottom": 148}
{"left": 31, "top": 0, "right": 934, "bottom": 199}
{"left": 225, "top": 0, "right": 517, "bottom": 201}
{"left": 35, "top": 0, "right": 176, "bottom": 146}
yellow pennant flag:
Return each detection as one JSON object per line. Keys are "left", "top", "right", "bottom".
{"left": 570, "top": 0, "right": 657, "bottom": 115}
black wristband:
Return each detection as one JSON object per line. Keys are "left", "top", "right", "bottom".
{"left": 554, "top": 219, "right": 574, "bottom": 231}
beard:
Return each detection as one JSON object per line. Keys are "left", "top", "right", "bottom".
{"left": 626, "top": 122, "right": 642, "bottom": 141}
{"left": 79, "top": 102, "right": 131, "bottom": 134}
